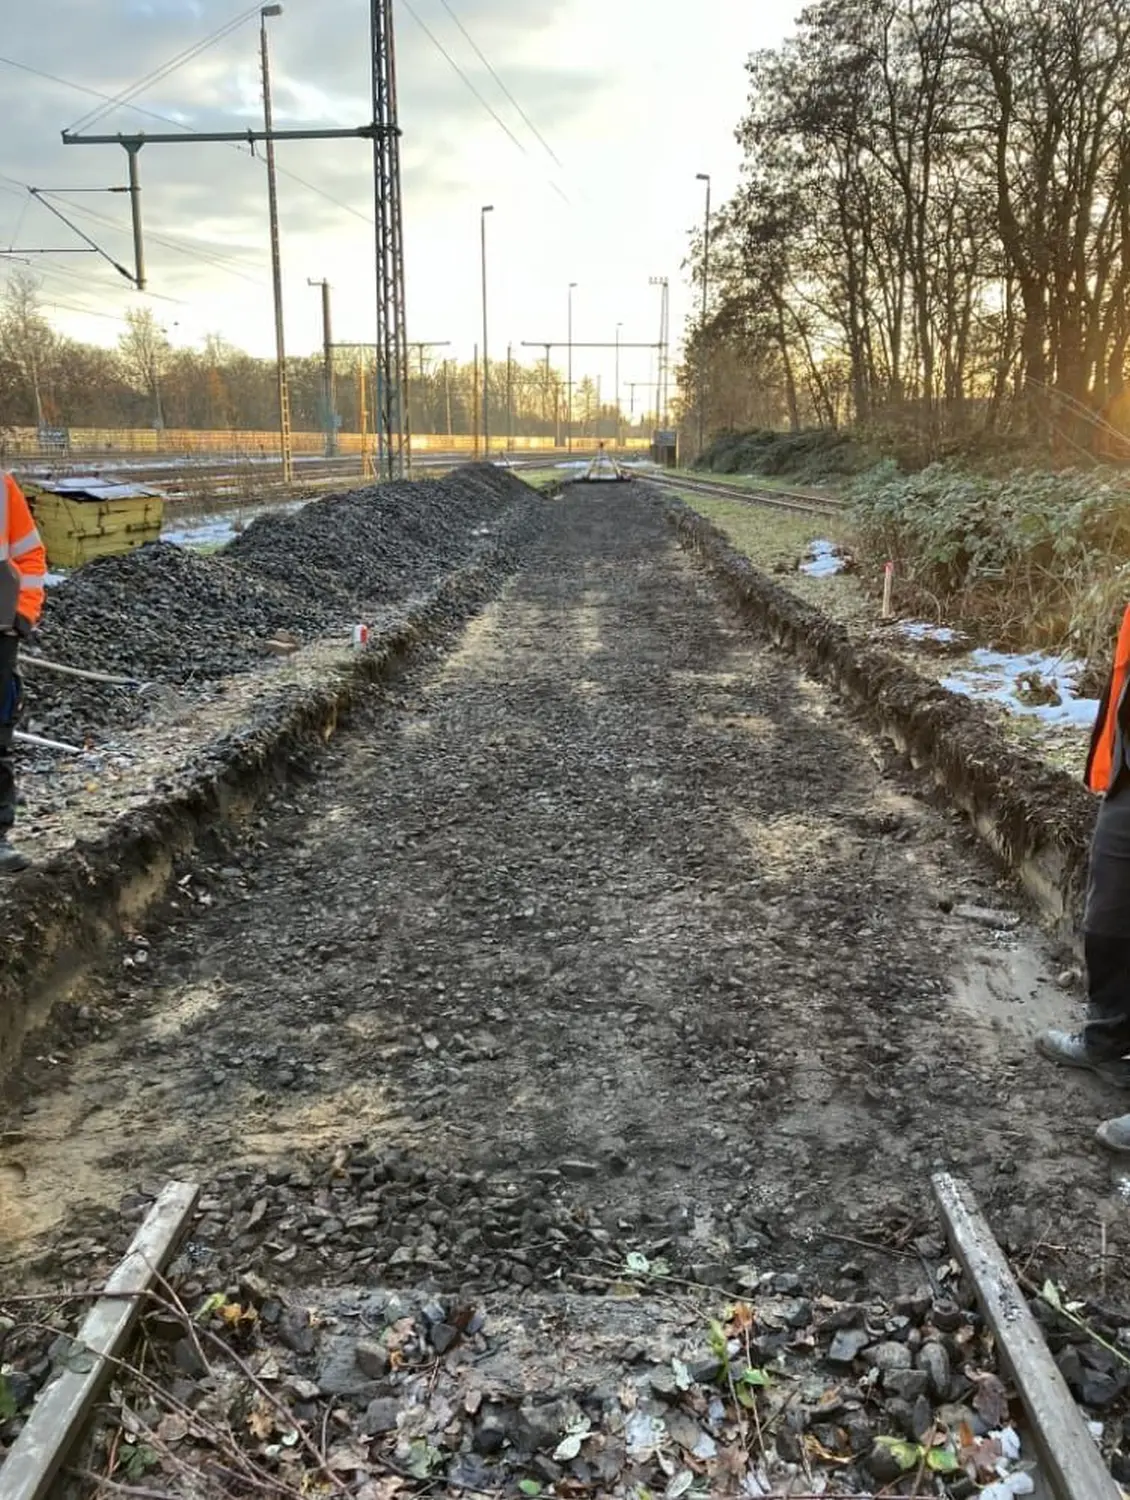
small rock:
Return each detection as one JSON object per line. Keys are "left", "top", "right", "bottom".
{"left": 894, "top": 1289, "right": 932, "bottom": 1320}
{"left": 884, "top": 1369, "right": 928, "bottom": 1400}
{"left": 917, "top": 1340, "right": 951, "bottom": 1399}
{"left": 827, "top": 1328, "right": 871, "bottom": 1365}
{"left": 516, "top": 1398, "right": 575, "bottom": 1454}
{"left": 865, "top": 1341, "right": 912, "bottom": 1374}
{"left": 355, "top": 1339, "right": 389, "bottom": 1380}
{"left": 912, "top": 1394, "right": 934, "bottom": 1442}
{"left": 431, "top": 1322, "right": 458, "bottom": 1355}
{"left": 473, "top": 1406, "right": 511, "bottom": 1455}
{"left": 559, "top": 1160, "right": 599, "bottom": 1180}
{"left": 1057, "top": 1346, "right": 1085, "bottom": 1397}
{"left": 648, "top": 1365, "right": 679, "bottom": 1400}
{"left": 278, "top": 1308, "right": 316, "bottom": 1355}
{"left": 886, "top": 1398, "right": 917, "bottom": 1439}
{"left": 689, "top": 1262, "right": 730, "bottom": 1289}
{"left": 867, "top": 1439, "right": 908, "bottom": 1483}
{"left": 665, "top": 1409, "right": 705, "bottom": 1453}
{"left": 1081, "top": 1369, "right": 1125, "bottom": 1408}
{"left": 364, "top": 1397, "right": 401, "bottom": 1435}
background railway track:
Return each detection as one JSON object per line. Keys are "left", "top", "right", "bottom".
{"left": 10, "top": 451, "right": 552, "bottom": 507}
{"left": 644, "top": 468, "right": 846, "bottom": 517}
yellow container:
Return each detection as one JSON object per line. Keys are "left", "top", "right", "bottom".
{"left": 23, "top": 481, "right": 164, "bottom": 570}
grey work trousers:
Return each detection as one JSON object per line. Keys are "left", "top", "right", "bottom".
{"left": 1083, "top": 779, "right": 1130, "bottom": 1058}
{"left": 0, "top": 633, "right": 18, "bottom": 833}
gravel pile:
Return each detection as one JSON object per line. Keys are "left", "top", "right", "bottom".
{"left": 23, "top": 465, "right": 535, "bottom": 744}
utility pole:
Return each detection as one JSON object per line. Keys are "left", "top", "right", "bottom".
{"left": 614, "top": 322, "right": 622, "bottom": 449}
{"left": 481, "top": 205, "right": 494, "bottom": 459}
{"left": 649, "top": 275, "right": 670, "bottom": 430}
{"left": 443, "top": 359, "right": 453, "bottom": 437}
{"left": 506, "top": 343, "right": 514, "bottom": 450}
{"left": 63, "top": 6, "right": 408, "bottom": 474}
{"left": 696, "top": 172, "right": 711, "bottom": 458}
{"left": 370, "top": 0, "right": 410, "bottom": 478}
{"left": 472, "top": 343, "right": 480, "bottom": 457}
{"left": 308, "top": 277, "right": 336, "bottom": 457}
{"left": 260, "top": 5, "right": 292, "bottom": 485}
{"left": 358, "top": 352, "right": 373, "bottom": 479}
{"left": 567, "top": 282, "right": 576, "bottom": 454}
{"left": 407, "top": 340, "right": 450, "bottom": 434}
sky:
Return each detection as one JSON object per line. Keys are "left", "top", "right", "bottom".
{"left": 0, "top": 0, "right": 802, "bottom": 415}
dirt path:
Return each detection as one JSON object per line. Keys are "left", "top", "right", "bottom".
{"left": 1, "top": 490, "right": 1125, "bottom": 1298}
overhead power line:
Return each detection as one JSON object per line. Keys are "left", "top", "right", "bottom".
{"left": 0, "top": 53, "right": 376, "bottom": 232}
{"left": 436, "top": 0, "right": 564, "bottom": 169}
{"left": 65, "top": 1, "right": 264, "bottom": 134}
{"left": 398, "top": 0, "right": 570, "bottom": 205}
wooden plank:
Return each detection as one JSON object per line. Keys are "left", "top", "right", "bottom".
{"left": 0, "top": 1180, "right": 199, "bottom": 1500}
{"left": 932, "top": 1173, "right": 1119, "bottom": 1500}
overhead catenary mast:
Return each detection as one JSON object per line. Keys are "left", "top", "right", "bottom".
{"left": 61, "top": 1, "right": 412, "bottom": 481}
{"left": 371, "top": 0, "right": 410, "bottom": 479}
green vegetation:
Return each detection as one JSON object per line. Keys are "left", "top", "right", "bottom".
{"left": 517, "top": 468, "right": 564, "bottom": 491}
{"left": 675, "top": 492, "right": 838, "bottom": 572}
{"left": 849, "top": 462, "right": 1130, "bottom": 668}
{"left": 694, "top": 429, "right": 870, "bottom": 487}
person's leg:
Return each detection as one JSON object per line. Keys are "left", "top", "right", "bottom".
{"left": 0, "top": 634, "right": 18, "bottom": 836}
{"left": 1039, "top": 783, "right": 1130, "bottom": 1082}
{"left": 0, "top": 635, "right": 28, "bottom": 871}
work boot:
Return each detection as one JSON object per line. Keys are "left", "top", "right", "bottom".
{"left": 1036, "top": 1028, "right": 1130, "bottom": 1089}
{"left": 0, "top": 839, "right": 29, "bottom": 875}
{"left": 1096, "top": 1115, "right": 1130, "bottom": 1154}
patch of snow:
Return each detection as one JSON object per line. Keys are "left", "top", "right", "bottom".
{"left": 800, "top": 539, "right": 845, "bottom": 578}
{"left": 44, "top": 571, "right": 67, "bottom": 588}
{"left": 941, "top": 647, "right": 1099, "bottom": 727}
{"left": 162, "top": 498, "right": 307, "bottom": 552}
{"left": 898, "top": 620, "right": 960, "bottom": 644}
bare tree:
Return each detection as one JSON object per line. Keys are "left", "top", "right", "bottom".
{"left": 0, "top": 271, "right": 57, "bottom": 429}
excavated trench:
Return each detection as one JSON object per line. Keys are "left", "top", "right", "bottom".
{"left": 0, "top": 486, "right": 1125, "bottom": 1306}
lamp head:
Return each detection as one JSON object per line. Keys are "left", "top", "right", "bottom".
{"left": 262, "top": 5, "right": 283, "bottom": 17}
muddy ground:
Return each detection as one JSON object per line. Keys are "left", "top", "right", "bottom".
{"left": 2, "top": 486, "right": 1128, "bottom": 1301}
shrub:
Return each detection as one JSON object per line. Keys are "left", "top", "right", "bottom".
{"left": 696, "top": 427, "right": 873, "bottom": 484}
{"left": 848, "top": 462, "right": 1130, "bottom": 664}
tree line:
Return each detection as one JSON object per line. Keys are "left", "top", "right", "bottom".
{"left": 680, "top": 0, "right": 1130, "bottom": 457}
{"left": 0, "top": 275, "right": 645, "bottom": 441}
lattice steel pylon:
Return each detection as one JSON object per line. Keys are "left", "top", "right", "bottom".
{"left": 372, "top": 0, "right": 410, "bottom": 481}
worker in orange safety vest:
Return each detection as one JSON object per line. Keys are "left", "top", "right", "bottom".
{"left": 0, "top": 472, "right": 47, "bottom": 873}
{"left": 1039, "top": 601, "right": 1130, "bottom": 1149}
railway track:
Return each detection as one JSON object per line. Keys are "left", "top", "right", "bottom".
{"left": 644, "top": 468, "right": 846, "bottom": 517}
{"left": 12, "top": 451, "right": 551, "bottom": 507}
{"left": 0, "top": 485, "right": 1121, "bottom": 1499}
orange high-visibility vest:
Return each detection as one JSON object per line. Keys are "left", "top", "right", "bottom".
{"left": 1086, "top": 603, "right": 1130, "bottom": 794}
{"left": 0, "top": 472, "right": 46, "bottom": 628}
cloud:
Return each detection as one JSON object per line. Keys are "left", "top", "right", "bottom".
{"left": 2, "top": 0, "right": 802, "bottom": 390}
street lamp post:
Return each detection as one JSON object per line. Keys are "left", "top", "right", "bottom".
{"left": 567, "top": 282, "right": 576, "bottom": 454}
{"left": 260, "top": 4, "right": 292, "bottom": 484}
{"left": 696, "top": 171, "right": 711, "bottom": 458}
{"left": 614, "top": 322, "right": 622, "bottom": 449}
{"left": 481, "top": 204, "right": 493, "bottom": 458}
